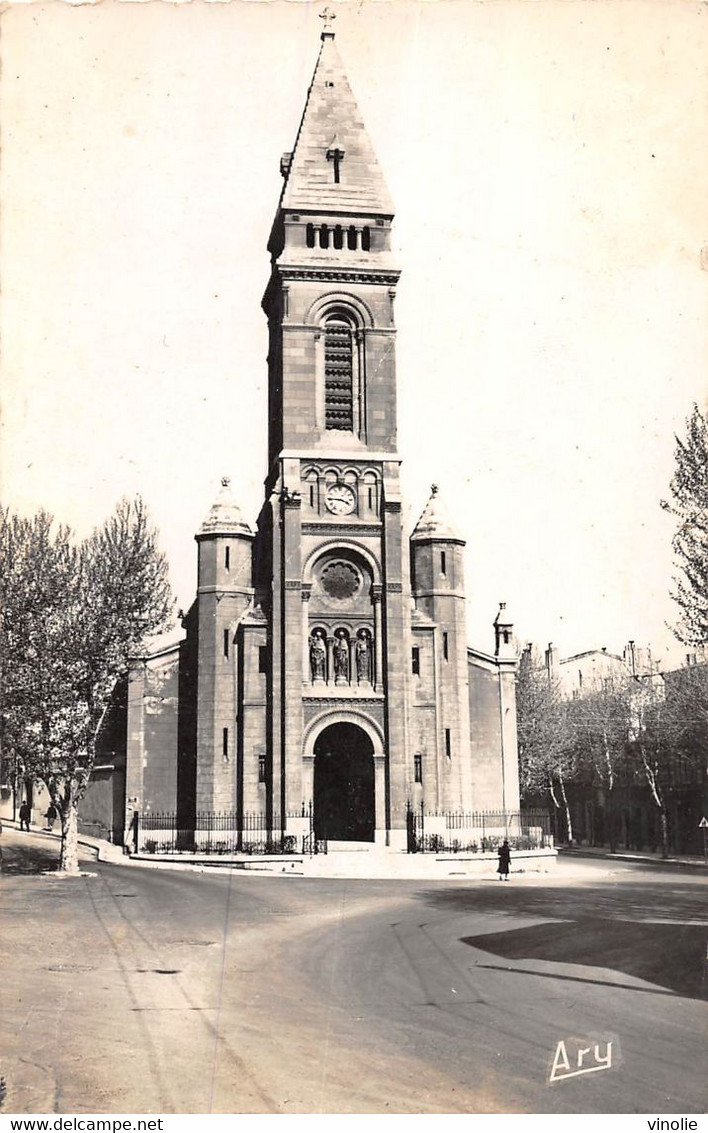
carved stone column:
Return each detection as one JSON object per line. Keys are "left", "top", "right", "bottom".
{"left": 327, "top": 635, "right": 334, "bottom": 687}
{"left": 372, "top": 585, "right": 383, "bottom": 691}
{"left": 301, "top": 586, "right": 311, "bottom": 682}
{"left": 302, "top": 755, "right": 315, "bottom": 814}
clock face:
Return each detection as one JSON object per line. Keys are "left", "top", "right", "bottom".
{"left": 325, "top": 484, "right": 356, "bottom": 516}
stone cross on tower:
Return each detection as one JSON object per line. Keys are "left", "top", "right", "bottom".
{"left": 326, "top": 136, "right": 345, "bottom": 183}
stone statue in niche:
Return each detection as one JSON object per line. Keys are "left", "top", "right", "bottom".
{"left": 333, "top": 630, "right": 349, "bottom": 682}
{"left": 310, "top": 630, "right": 326, "bottom": 681}
{"left": 356, "top": 630, "right": 371, "bottom": 682}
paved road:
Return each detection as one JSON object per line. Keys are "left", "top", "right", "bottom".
{"left": 1, "top": 831, "right": 706, "bottom": 1114}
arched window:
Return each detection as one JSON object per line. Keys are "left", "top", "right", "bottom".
{"left": 319, "top": 224, "right": 329, "bottom": 249}
{"left": 333, "top": 225, "right": 343, "bottom": 250}
{"left": 347, "top": 226, "right": 357, "bottom": 250}
{"left": 306, "top": 223, "right": 315, "bottom": 248}
{"left": 361, "top": 227, "right": 371, "bottom": 252}
{"left": 324, "top": 311, "right": 355, "bottom": 431}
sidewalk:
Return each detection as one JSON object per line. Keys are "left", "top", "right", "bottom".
{"left": 1, "top": 818, "right": 127, "bottom": 865}
{"left": 3, "top": 819, "right": 561, "bottom": 879}
{"left": 559, "top": 843, "right": 708, "bottom": 871}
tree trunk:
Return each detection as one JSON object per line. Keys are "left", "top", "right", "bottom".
{"left": 607, "top": 795, "right": 617, "bottom": 853}
{"left": 558, "top": 774, "right": 573, "bottom": 844}
{"left": 658, "top": 807, "right": 669, "bottom": 860}
{"left": 58, "top": 798, "right": 80, "bottom": 875}
{"left": 639, "top": 747, "right": 670, "bottom": 859}
{"left": 547, "top": 781, "right": 561, "bottom": 843}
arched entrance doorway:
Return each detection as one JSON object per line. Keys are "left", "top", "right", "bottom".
{"left": 313, "top": 722, "right": 375, "bottom": 842}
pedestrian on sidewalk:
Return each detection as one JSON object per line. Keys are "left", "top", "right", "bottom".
{"left": 19, "top": 801, "right": 31, "bottom": 832}
{"left": 497, "top": 839, "right": 511, "bottom": 881}
{"left": 45, "top": 803, "right": 58, "bottom": 832}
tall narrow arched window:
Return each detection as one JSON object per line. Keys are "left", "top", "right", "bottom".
{"left": 324, "top": 311, "right": 355, "bottom": 431}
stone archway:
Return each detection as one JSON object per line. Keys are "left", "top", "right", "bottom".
{"left": 313, "top": 722, "right": 375, "bottom": 842}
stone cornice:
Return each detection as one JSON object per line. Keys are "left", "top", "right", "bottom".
{"left": 302, "top": 693, "right": 385, "bottom": 703}
{"left": 196, "top": 586, "right": 255, "bottom": 598}
{"left": 277, "top": 266, "right": 401, "bottom": 287}
{"left": 412, "top": 588, "right": 467, "bottom": 601}
{"left": 302, "top": 522, "right": 382, "bottom": 536}
{"left": 282, "top": 323, "right": 396, "bottom": 336}
{"left": 409, "top": 535, "right": 467, "bottom": 548}
{"left": 277, "top": 449, "right": 401, "bottom": 464}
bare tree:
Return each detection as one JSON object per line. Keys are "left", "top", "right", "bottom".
{"left": 566, "top": 676, "right": 633, "bottom": 852}
{"left": 626, "top": 675, "right": 673, "bottom": 858}
{"left": 661, "top": 403, "right": 708, "bottom": 647}
{"left": 0, "top": 499, "right": 173, "bottom": 873}
{"left": 516, "top": 647, "right": 576, "bottom": 841}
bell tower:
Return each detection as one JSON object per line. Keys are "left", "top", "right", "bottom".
{"left": 262, "top": 12, "right": 399, "bottom": 464}
{"left": 257, "top": 14, "right": 411, "bottom": 844}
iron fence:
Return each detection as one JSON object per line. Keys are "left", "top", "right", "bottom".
{"left": 137, "top": 805, "right": 323, "bottom": 856}
{"left": 406, "top": 802, "right": 552, "bottom": 854}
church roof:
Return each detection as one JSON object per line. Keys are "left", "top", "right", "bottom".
{"left": 198, "top": 478, "right": 253, "bottom": 538}
{"left": 410, "top": 485, "right": 464, "bottom": 543}
{"left": 280, "top": 29, "right": 394, "bottom": 216}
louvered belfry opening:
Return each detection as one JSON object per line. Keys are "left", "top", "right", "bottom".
{"left": 324, "top": 311, "right": 355, "bottom": 430}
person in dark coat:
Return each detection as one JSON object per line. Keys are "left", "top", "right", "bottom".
{"left": 19, "top": 802, "right": 31, "bottom": 832}
{"left": 45, "top": 803, "right": 58, "bottom": 832}
{"left": 497, "top": 839, "right": 511, "bottom": 881}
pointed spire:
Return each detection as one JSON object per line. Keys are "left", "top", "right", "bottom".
{"left": 411, "top": 484, "right": 464, "bottom": 543}
{"left": 280, "top": 28, "right": 394, "bottom": 216}
{"left": 198, "top": 477, "right": 253, "bottom": 538}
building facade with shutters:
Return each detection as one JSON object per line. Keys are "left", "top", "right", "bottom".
{"left": 82, "top": 24, "right": 521, "bottom": 850}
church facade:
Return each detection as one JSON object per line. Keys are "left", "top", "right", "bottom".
{"left": 87, "top": 25, "right": 520, "bottom": 851}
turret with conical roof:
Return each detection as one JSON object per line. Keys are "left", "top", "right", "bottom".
{"left": 194, "top": 478, "right": 255, "bottom": 812}
{"left": 410, "top": 485, "right": 466, "bottom": 599}
{"left": 411, "top": 484, "right": 464, "bottom": 545}
{"left": 493, "top": 602, "right": 515, "bottom": 660}
{"left": 410, "top": 485, "right": 472, "bottom": 810}
{"left": 196, "top": 477, "right": 254, "bottom": 593}
{"left": 198, "top": 476, "right": 254, "bottom": 541}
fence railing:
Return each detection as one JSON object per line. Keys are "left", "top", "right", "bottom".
{"left": 406, "top": 803, "right": 552, "bottom": 854}
{"left": 136, "top": 806, "right": 326, "bottom": 856}
{"left": 134, "top": 804, "right": 552, "bottom": 857}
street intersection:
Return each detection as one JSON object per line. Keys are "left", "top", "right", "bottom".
{"left": 1, "top": 831, "right": 705, "bottom": 1114}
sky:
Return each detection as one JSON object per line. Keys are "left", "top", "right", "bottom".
{"left": 2, "top": 0, "right": 707, "bottom": 668}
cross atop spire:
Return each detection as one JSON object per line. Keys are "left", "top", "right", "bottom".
{"left": 319, "top": 6, "right": 336, "bottom": 39}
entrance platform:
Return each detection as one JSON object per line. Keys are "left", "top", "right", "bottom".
{"left": 131, "top": 845, "right": 557, "bottom": 879}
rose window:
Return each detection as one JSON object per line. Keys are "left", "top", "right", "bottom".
{"left": 320, "top": 561, "right": 360, "bottom": 601}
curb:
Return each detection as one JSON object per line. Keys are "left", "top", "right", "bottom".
{"left": 559, "top": 847, "right": 708, "bottom": 871}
